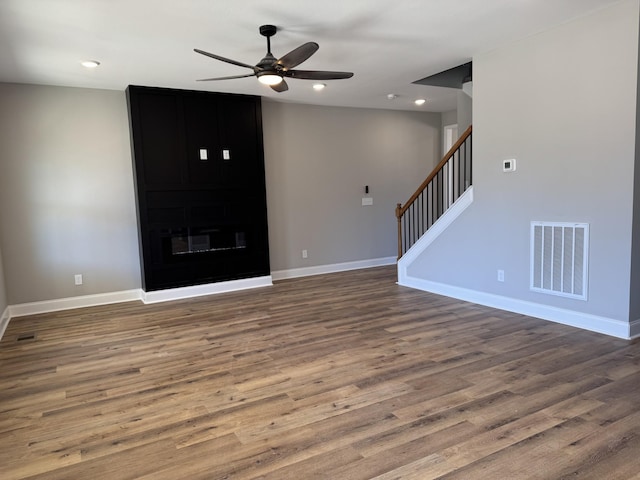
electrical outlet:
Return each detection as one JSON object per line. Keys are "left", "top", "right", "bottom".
{"left": 497, "top": 270, "right": 504, "bottom": 282}
{"left": 74, "top": 274, "right": 83, "bottom": 285}
{"left": 302, "top": 249, "right": 308, "bottom": 259}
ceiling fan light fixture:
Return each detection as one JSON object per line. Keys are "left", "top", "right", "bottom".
{"left": 81, "top": 60, "right": 100, "bottom": 68}
{"left": 258, "top": 73, "right": 283, "bottom": 86}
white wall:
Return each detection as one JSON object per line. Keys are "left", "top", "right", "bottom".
{"left": 262, "top": 101, "right": 441, "bottom": 271}
{"left": 0, "top": 84, "right": 141, "bottom": 304}
{"left": 407, "top": 0, "right": 640, "bottom": 323}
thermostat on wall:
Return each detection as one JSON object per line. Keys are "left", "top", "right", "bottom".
{"left": 503, "top": 158, "right": 516, "bottom": 172}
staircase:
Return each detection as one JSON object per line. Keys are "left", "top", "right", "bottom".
{"left": 395, "top": 125, "right": 472, "bottom": 259}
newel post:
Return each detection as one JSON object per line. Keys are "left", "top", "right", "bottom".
{"left": 396, "top": 203, "right": 403, "bottom": 260}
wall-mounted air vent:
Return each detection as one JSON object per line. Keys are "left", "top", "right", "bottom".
{"left": 530, "top": 222, "right": 589, "bottom": 300}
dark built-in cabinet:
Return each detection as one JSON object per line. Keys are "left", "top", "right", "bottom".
{"left": 126, "top": 85, "right": 270, "bottom": 291}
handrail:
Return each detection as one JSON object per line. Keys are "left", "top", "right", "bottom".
{"left": 397, "top": 125, "right": 472, "bottom": 218}
{"left": 396, "top": 125, "right": 472, "bottom": 259}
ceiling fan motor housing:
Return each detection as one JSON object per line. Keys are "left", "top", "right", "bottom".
{"left": 257, "top": 53, "right": 279, "bottom": 71}
{"left": 259, "top": 24, "right": 277, "bottom": 38}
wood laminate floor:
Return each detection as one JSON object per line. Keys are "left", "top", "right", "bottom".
{"left": 1, "top": 266, "right": 640, "bottom": 479}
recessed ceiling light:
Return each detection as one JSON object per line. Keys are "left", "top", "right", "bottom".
{"left": 414, "top": 98, "right": 426, "bottom": 106}
{"left": 387, "top": 94, "right": 398, "bottom": 100}
{"left": 313, "top": 83, "right": 326, "bottom": 91}
{"left": 81, "top": 60, "right": 100, "bottom": 68}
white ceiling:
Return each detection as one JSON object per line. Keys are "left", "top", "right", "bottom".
{"left": 0, "top": 0, "right": 624, "bottom": 112}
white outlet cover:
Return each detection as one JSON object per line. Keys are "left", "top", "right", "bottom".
{"left": 362, "top": 197, "right": 373, "bottom": 206}
{"left": 503, "top": 159, "right": 516, "bottom": 172}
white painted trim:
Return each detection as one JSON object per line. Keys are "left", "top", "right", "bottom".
{"left": 399, "top": 275, "right": 635, "bottom": 340}
{"left": 271, "top": 256, "right": 396, "bottom": 281}
{"left": 443, "top": 123, "right": 458, "bottom": 158}
{"left": 9, "top": 290, "right": 142, "bottom": 318}
{"left": 462, "top": 81, "right": 473, "bottom": 98}
{"left": 5, "top": 276, "right": 275, "bottom": 318}
{"left": 0, "top": 306, "right": 10, "bottom": 341}
{"left": 141, "top": 276, "right": 273, "bottom": 304}
{"left": 398, "top": 187, "right": 474, "bottom": 275}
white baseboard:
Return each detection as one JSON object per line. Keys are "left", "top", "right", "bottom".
{"left": 141, "top": 276, "right": 273, "bottom": 304}
{"left": 399, "top": 275, "right": 635, "bottom": 340}
{"left": 5, "top": 276, "right": 274, "bottom": 321}
{"left": 9, "top": 289, "right": 143, "bottom": 318}
{"left": 0, "top": 306, "right": 10, "bottom": 341}
{"left": 396, "top": 186, "right": 636, "bottom": 339}
{"left": 1, "top": 260, "right": 395, "bottom": 335}
{"left": 271, "top": 256, "right": 397, "bottom": 281}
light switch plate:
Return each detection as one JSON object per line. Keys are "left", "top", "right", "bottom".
{"left": 199, "top": 149, "right": 208, "bottom": 160}
{"left": 222, "top": 149, "right": 230, "bottom": 160}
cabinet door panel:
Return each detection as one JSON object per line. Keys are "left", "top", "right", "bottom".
{"left": 183, "top": 95, "right": 222, "bottom": 185}
{"left": 137, "top": 93, "right": 184, "bottom": 185}
{"left": 218, "top": 97, "right": 261, "bottom": 186}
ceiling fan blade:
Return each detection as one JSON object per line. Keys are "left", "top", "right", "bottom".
{"left": 194, "top": 48, "right": 257, "bottom": 71}
{"left": 277, "top": 42, "right": 319, "bottom": 70}
{"left": 284, "top": 70, "right": 354, "bottom": 80}
{"left": 197, "top": 73, "right": 256, "bottom": 82}
{"left": 270, "top": 79, "right": 289, "bottom": 93}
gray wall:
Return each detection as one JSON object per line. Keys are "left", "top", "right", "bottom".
{"left": 408, "top": 0, "right": 639, "bottom": 322}
{"left": 632, "top": 136, "right": 640, "bottom": 321}
{"left": 0, "top": 83, "right": 442, "bottom": 304}
{"left": 631, "top": 10, "right": 640, "bottom": 323}
{"left": 441, "top": 110, "right": 457, "bottom": 128}
{"left": 456, "top": 91, "right": 472, "bottom": 132}
{"left": 0, "top": 245, "right": 7, "bottom": 315}
{"left": 262, "top": 101, "right": 441, "bottom": 271}
{"left": 0, "top": 84, "right": 141, "bottom": 304}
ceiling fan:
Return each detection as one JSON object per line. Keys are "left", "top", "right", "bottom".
{"left": 194, "top": 24, "right": 354, "bottom": 93}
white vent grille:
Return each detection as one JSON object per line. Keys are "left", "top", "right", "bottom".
{"left": 530, "top": 222, "right": 589, "bottom": 300}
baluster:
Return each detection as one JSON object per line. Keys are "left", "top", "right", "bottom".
{"left": 396, "top": 126, "right": 472, "bottom": 259}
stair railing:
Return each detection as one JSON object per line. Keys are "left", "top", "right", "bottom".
{"left": 396, "top": 125, "right": 472, "bottom": 259}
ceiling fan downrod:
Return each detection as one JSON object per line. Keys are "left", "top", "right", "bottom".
{"left": 259, "top": 24, "right": 277, "bottom": 55}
